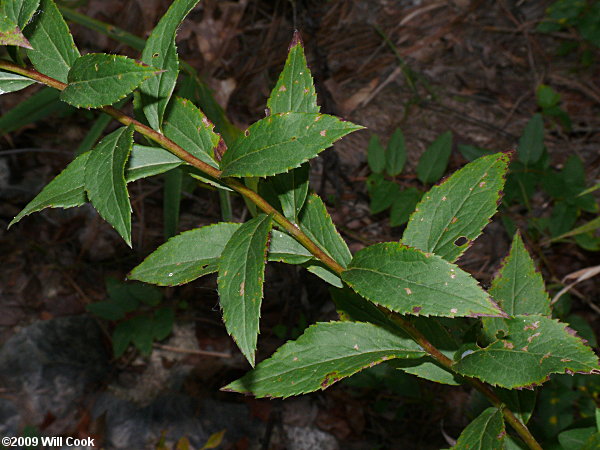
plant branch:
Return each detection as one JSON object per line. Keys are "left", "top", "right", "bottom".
{"left": 0, "top": 59, "right": 346, "bottom": 275}
{"left": 0, "top": 60, "right": 540, "bottom": 450}
{"left": 385, "top": 313, "right": 543, "bottom": 450}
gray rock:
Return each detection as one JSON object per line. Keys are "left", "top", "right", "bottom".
{"left": 0, "top": 316, "right": 109, "bottom": 433}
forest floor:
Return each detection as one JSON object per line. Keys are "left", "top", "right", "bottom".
{"left": 1, "top": 0, "right": 599, "bottom": 449}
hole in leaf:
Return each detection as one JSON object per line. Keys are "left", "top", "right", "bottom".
{"left": 454, "top": 236, "right": 468, "bottom": 246}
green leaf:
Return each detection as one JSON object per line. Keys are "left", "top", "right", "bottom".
{"left": 0, "top": 14, "right": 31, "bottom": 48}
{"left": 60, "top": 53, "right": 159, "bottom": 108}
{"left": 403, "top": 153, "right": 510, "bottom": 262}
{"left": 177, "top": 72, "right": 240, "bottom": 146}
{"left": 140, "top": 0, "right": 200, "bottom": 131}
{"left": 84, "top": 125, "right": 135, "bottom": 246}
{"left": 453, "top": 407, "right": 505, "bottom": 450}
{"left": 549, "top": 201, "right": 578, "bottom": 237}
{"left": 2, "top": 0, "right": 40, "bottom": 29}
{"left": 566, "top": 314, "right": 598, "bottom": 347}
{"left": 9, "top": 151, "right": 89, "bottom": 227}
{"left": 220, "top": 113, "right": 363, "bottom": 177}
{"left": 496, "top": 388, "right": 537, "bottom": 425}
{"left": 0, "top": 69, "right": 35, "bottom": 94}
{"left": 416, "top": 131, "right": 452, "bottom": 183}
{"left": 0, "top": 87, "right": 71, "bottom": 133}
{"left": 518, "top": 114, "right": 544, "bottom": 165}
{"left": 331, "top": 286, "right": 400, "bottom": 330}
{"left": 394, "top": 358, "right": 461, "bottom": 386}
{"left": 455, "top": 315, "right": 600, "bottom": 388}
{"left": 559, "top": 427, "right": 597, "bottom": 450}
{"left": 582, "top": 432, "right": 600, "bottom": 450}
{"left": 341, "top": 242, "right": 504, "bottom": 318}
{"left": 267, "top": 32, "right": 319, "bottom": 115}
{"left": 222, "top": 321, "right": 425, "bottom": 398}
{"left": 304, "top": 262, "right": 343, "bottom": 287}
{"left": 112, "top": 320, "right": 134, "bottom": 357}
{"left": 162, "top": 96, "right": 220, "bottom": 168}
{"left": 386, "top": 128, "right": 406, "bottom": 176}
{"left": 367, "top": 134, "right": 386, "bottom": 174}
{"left": 86, "top": 301, "right": 127, "bottom": 321}
{"left": 551, "top": 216, "right": 600, "bottom": 242}
{"left": 128, "top": 222, "right": 241, "bottom": 286}
{"left": 369, "top": 178, "right": 399, "bottom": 214}
{"left": 218, "top": 214, "right": 273, "bottom": 366}
{"left": 298, "top": 193, "right": 352, "bottom": 267}
{"left": 389, "top": 188, "right": 421, "bottom": 227}
{"left": 126, "top": 145, "right": 183, "bottom": 182}
{"left": 153, "top": 307, "right": 175, "bottom": 340}
{"left": 489, "top": 232, "right": 551, "bottom": 316}
{"left": 268, "top": 230, "right": 312, "bottom": 264}
{"left": 128, "top": 315, "right": 155, "bottom": 355}
{"left": 24, "top": 0, "right": 79, "bottom": 82}
{"left": 537, "top": 84, "right": 561, "bottom": 109}
{"left": 262, "top": 163, "right": 310, "bottom": 223}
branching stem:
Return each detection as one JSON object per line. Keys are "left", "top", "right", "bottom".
{"left": 0, "top": 59, "right": 540, "bottom": 450}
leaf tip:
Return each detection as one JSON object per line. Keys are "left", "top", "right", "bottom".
{"left": 289, "top": 30, "right": 304, "bottom": 50}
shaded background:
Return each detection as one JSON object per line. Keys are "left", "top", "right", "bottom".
{"left": 1, "top": 0, "right": 599, "bottom": 448}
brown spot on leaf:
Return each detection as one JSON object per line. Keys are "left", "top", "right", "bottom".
{"left": 412, "top": 306, "right": 422, "bottom": 314}
{"left": 321, "top": 371, "right": 340, "bottom": 389}
{"left": 214, "top": 137, "right": 227, "bottom": 162}
{"left": 524, "top": 321, "right": 540, "bottom": 331}
{"left": 239, "top": 282, "right": 245, "bottom": 296}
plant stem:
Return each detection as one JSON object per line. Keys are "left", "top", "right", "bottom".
{"left": 386, "top": 313, "right": 543, "bottom": 450}
{"left": 1, "top": 60, "right": 541, "bottom": 450}
{"left": 0, "top": 59, "right": 346, "bottom": 276}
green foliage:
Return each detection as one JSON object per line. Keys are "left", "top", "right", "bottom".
{"left": 25, "top": 0, "right": 80, "bottom": 82}
{"left": 220, "top": 112, "right": 362, "bottom": 177}
{"left": 2, "top": 0, "right": 40, "bottom": 30}
{"left": 453, "top": 407, "right": 505, "bottom": 450}
{"left": 218, "top": 214, "right": 273, "bottom": 366}
{"left": 298, "top": 194, "right": 352, "bottom": 267}
{"left": 538, "top": 0, "right": 600, "bottom": 50}
{"left": 129, "top": 222, "right": 241, "bottom": 286}
{"left": 223, "top": 321, "right": 424, "bottom": 398}
{"left": 8, "top": 150, "right": 89, "bottom": 227}
{"left": 139, "top": 0, "right": 200, "bottom": 131}
{"left": 0, "top": 12, "right": 31, "bottom": 48}
{"left": 0, "top": 87, "right": 72, "bottom": 134}
{"left": 342, "top": 242, "right": 503, "bottom": 317}
{"left": 456, "top": 315, "right": 599, "bottom": 388}
{"left": 0, "top": 69, "right": 35, "bottom": 93}
{"left": 126, "top": 145, "right": 184, "bottom": 182}
{"left": 518, "top": 114, "right": 545, "bottom": 165}
{"left": 404, "top": 153, "right": 510, "bottom": 262}
{"left": 84, "top": 125, "right": 135, "bottom": 245}
{"left": 488, "top": 232, "right": 551, "bottom": 316}
{"left": 61, "top": 53, "right": 159, "bottom": 108}
{"left": 267, "top": 32, "right": 319, "bottom": 115}
{"left": 3, "top": 7, "right": 599, "bottom": 449}
{"left": 86, "top": 277, "right": 173, "bottom": 357}
{"left": 163, "top": 96, "right": 220, "bottom": 167}
{"left": 416, "top": 130, "right": 452, "bottom": 183}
